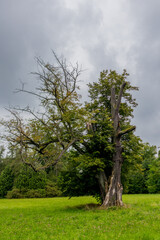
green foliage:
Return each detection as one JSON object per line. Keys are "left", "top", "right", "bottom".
{"left": 0, "top": 145, "right": 62, "bottom": 198}
{"left": 87, "top": 69, "right": 138, "bottom": 168}
{"left": 6, "top": 188, "right": 24, "bottom": 199}
{"left": 15, "top": 168, "right": 46, "bottom": 191}
{"left": 147, "top": 158, "right": 160, "bottom": 193}
{"left": 88, "top": 69, "right": 138, "bottom": 121}
{"left": 6, "top": 188, "right": 46, "bottom": 199}
{"left": 6, "top": 183, "right": 61, "bottom": 199}
{"left": 0, "top": 167, "right": 14, "bottom": 198}
{"left": 127, "top": 170, "right": 147, "bottom": 194}
{"left": 123, "top": 143, "right": 158, "bottom": 194}
{"left": 0, "top": 146, "right": 7, "bottom": 173}
{"left": 121, "top": 134, "right": 144, "bottom": 193}
{"left": 58, "top": 152, "right": 103, "bottom": 198}
{"left": 25, "top": 189, "right": 46, "bottom": 198}
{"left": 45, "top": 180, "right": 62, "bottom": 197}
{"left": 58, "top": 69, "right": 141, "bottom": 200}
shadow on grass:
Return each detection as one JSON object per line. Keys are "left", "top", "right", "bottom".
{"left": 65, "top": 203, "right": 131, "bottom": 211}
{"left": 65, "top": 203, "right": 101, "bottom": 211}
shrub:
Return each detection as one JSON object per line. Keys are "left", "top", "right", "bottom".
{"left": 25, "top": 189, "right": 46, "bottom": 198}
{"left": 45, "top": 181, "right": 62, "bottom": 197}
{"left": 6, "top": 188, "right": 24, "bottom": 199}
{"left": 7, "top": 188, "right": 46, "bottom": 198}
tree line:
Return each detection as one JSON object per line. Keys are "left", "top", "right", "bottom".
{"left": 0, "top": 142, "right": 159, "bottom": 199}
{"left": 0, "top": 52, "right": 159, "bottom": 206}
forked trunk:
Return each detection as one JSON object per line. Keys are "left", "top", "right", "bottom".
{"left": 102, "top": 139, "right": 123, "bottom": 207}
{"left": 100, "top": 83, "right": 135, "bottom": 207}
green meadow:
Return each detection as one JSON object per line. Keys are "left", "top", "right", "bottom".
{"left": 0, "top": 195, "right": 160, "bottom": 240}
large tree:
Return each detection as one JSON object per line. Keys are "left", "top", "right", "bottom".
{"left": 1, "top": 52, "right": 88, "bottom": 171}
{"left": 86, "top": 70, "right": 138, "bottom": 206}
{"left": 1, "top": 53, "right": 139, "bottom": 207}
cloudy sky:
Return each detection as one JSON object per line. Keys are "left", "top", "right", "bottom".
{"left": 1, "top": 0, "right": 160, "bottom": 147}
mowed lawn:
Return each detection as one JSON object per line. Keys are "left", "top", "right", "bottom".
{"left": 0, "top": 195, "right": 160, "bottom": 240}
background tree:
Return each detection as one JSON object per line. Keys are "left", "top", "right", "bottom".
{"left": 123, "top": 143, "right": 157, "bottom": 194}
{"left": 0, "top": 145, "right": 5, "bottom": 172}
{"left": 0, "top": 166, "right": 14, "bottom": 198}
{"left": 146, "top": 146, "right": 160, "bottom": 193}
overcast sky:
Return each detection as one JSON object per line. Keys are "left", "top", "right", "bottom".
{"left": 1, "top": 0, "right": 160, "bottom": 147}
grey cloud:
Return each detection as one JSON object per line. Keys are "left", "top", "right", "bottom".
{"left": 1, "top": 0, "right": 160, "bottom": 146}
{"left": 125, "top": 1, "right": 160, "bottom": 146}
{"left": 0, "top": 0, "right": 102, "bottom": 104}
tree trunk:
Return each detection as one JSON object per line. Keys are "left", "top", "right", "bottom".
{"left": 101, "top": 82, "right": 135, "bottom": 207}
{"left": 97, "top": 171, "right": 108, "bottom": 202}
{"left": 102, "top": 138, "right": 123, "bottom": 207}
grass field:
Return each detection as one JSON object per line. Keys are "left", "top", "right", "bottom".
{"left": 0, "top": 195, "right": 160, "bottom": 240}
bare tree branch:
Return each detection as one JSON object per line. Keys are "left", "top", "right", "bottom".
{"left": 36, "top": 138, "right": 77, "bottom": 171}
{"left": 116, "top": 82, "right": 126, "bottom": 113}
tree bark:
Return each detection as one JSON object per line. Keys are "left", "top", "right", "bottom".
{"left": 102, "top": 83, "right": 135, "bottom": 207}
{"left": 97, "top": 171, "right": 108, "bottom": 202}
{"left": 102, "top": 137, "right": 123, "bottom": 206}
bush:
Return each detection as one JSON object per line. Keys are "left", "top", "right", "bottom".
{"left": 7, "top": 188, "right": 46, "bottom": 198}
{"left": 45, "top": 181, "right": 62, "bottom": 197}
{"left": 25, "top": 189, "right": 46, "bottom": 198}
{"left": 6, "top": 182, "right": 62, "bottom": 199}
{"left": 6, "top": 177, "right": 61, "bottom": 199}
{"left": 6, "top": 188, "right": 24, "bottom": 199}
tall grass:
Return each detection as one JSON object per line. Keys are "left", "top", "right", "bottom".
{"left": 0, "top": 195, "right": 160, "bottom": 239}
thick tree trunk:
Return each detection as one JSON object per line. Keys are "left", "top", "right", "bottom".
{"left": 102, "top": 138, "right": 123, "bottom": 207}
{"left": 101, "top": 82, "right": 135, "bottom": 207}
